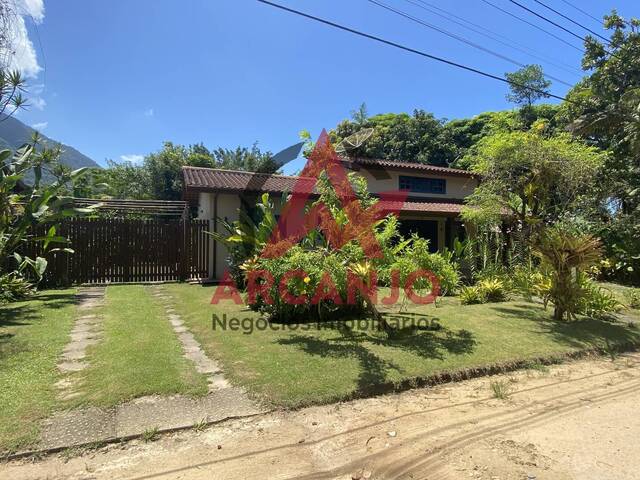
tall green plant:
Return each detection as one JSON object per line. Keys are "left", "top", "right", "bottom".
{"left": 534, "top": 228, "right": 602, "bottom": 321}
{"left": 0, "top": 144, "right": 91, "bottom": 284}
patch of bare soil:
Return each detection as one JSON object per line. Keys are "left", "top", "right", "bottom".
{"left": 3, "top": 353, "right": 640, "bottom": 480}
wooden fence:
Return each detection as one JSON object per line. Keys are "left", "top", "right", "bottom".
{"left": 27, "top": 218, "right": 210, "bottom": 285}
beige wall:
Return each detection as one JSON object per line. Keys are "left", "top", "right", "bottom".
{"left": 197, "top": 192, "right": 242, "bottom": 280}
{"left": 198, "top": 170, "right": 477, "bottom": 280}
{"left": 353, "top": 169, "right": 478, "bottom": 199}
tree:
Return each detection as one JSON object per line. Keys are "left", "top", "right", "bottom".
{"left": 461, "top": 131, "right": 605, "bottom": 250}
{"left": 561, "top": 10, "right": 640, "bottom": 284}
{"left": 1, "top": 143, "right": 91, "bottom": 296}
{"left": 94, "top": 160, "right": 151, "bottom": 199}
{"left": 505, "top": 65, "right": 551, "bottom": 107}
{"left": 350, "top": 102, "right": 368, "bottom": 125}
{"left": 330, "top": 110, "right": 456, "bottom": 165}
{"left": 0, "top": 0, "right": 32, "bottom": 120}
{"left": 444, "top": 105, "right": 566, "bottom": 167}
{"left": 0, "top": 70, "right": 26, "bottom": 119}
{"left": 96, "top": 142, "right": 279, "bottom": 201}
{"left": 212, "top": 143, "right": 279, "bottom": 173}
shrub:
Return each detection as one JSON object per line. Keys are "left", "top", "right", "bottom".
{"left": 459, "top": 285, "right": 487, "bottom": 305}
{"left": 624, "top": 288, "right": 640, "bottom": 309}
{"left": 577, "top": 278, "right": 624, "bottom": 320}
{"left": 0, "top": 273, "right": 33, "bottom": 304}
{"left": 477, "top": 277, "right": 509, "bottom": 302}
{"left": 386, "top": 237, "right": 460, "bottom": 296}
{"left": 510, "top": 265, "right": 540, "bottom": 299}
{"left": 248, "top": 247, "right": 366, "bottom": 322}
{"left": 534, "top": 228, "right": 603, "bottom": 321}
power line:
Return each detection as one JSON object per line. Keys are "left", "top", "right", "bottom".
{"left": 479, "top": 0, "right": 583, "bottom": 53}
{"left": 557, "top": 0, "right": 603, "bottom": 25}
{"left": 255, "top": 0, "right": 569, "bottom": 102}
{"left": 532, "top": 0, "right": 610, "bottom": 44}
{"left": 28, "top": 14, "right": 47, "bottom": 92}
{"left": 368, "top": 0, "right": 573, "bottom": 87}
{"left": 508, "top": 0, "right": 618, "bottom": 59}
{"left": 404, "top": 0, "right": 582, "bottom": 76}
{"left": 508, "top": 0, "right": 587, "bottom": 43}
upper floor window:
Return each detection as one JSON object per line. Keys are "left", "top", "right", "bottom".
{"left": 399, "top": 176, "right": 446, "bottom": 194}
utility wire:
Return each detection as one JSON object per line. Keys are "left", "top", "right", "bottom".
{"left": 29, "top": 14, "right": 47, "bottom": 92}
{"left": 508, "top": 0, "right": 586, "bottom": 43}
{"left": 557, "top": 0, "right": 603, "bottom": 25}
{"left": 404, "top": 0, "right": 581, "bottom": 76}
{"left": 532, "top": 0, "right": 610, "bottom": 44}
{"left": 479, "top": 0, "right": 583, "bottom": 53}
{"left": 255, "top": 0, "right": 569, "bottom": 102}
{"left": 369, "top": 0, "right": 573, "bottom": 87}
{"left": 508, "top": 0, "right": 618, "bottom": 58}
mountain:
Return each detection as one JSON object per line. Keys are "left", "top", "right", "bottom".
{"left": 0, "top": 115, "right": 100, "bottom": 172}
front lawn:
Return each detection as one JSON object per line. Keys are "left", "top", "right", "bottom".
{"left": 166, "top": 283, "right": 640, "bottom": 408}
{"left": 70, "top": 285, "right": 209, "bottom": 407}
{"left": 0, "top": 289, "right": 77, "bottom": 452}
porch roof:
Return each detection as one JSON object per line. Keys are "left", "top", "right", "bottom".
{"left": 378, "top": 199, "right": 464, "bottom": 216}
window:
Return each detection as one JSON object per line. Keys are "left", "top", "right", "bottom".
{"left": 399, "top": 176, "right": 446, "bottom": 194}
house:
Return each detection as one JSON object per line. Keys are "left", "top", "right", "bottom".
{"left": 183, "top": 158, "right": 479, "bottom": 280}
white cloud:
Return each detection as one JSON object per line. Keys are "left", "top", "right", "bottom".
{"left": 144, "top": 108, "right": 154, "bottom": 117}
{"left": 120, "top": 154, "right": 144, "bottom": 164}
{"left": 2, "top": 15, "right": 41, "bottom": 78}
{"left": 31, "top": 121, "right": 47, "bottom": 130}
{"left": 0, "top": 1, "right": 45, "bottom": 79}
{"left": 31, "top": 96, "right": 46, "bottom": 110}
{"left": 29, "top": 83, "right": 45, "bottom": 95}
{"left": 20, "top": 0, "right": 45, "bottom": 22}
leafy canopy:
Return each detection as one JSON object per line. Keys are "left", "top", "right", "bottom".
{"left": 504, "top": 65, "right": 551, "bottom": 107}
{"left": 94, "top": 141, "right": 279, "bottom": 200}
{"left": 330, "top": 109, "right": 456, "bottom": 166}
{"left": 462, "top": 131, "right": 605, "bottom": 228}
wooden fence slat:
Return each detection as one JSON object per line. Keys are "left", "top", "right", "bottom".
{"left": 23, "top": 217, "right": 209, "bottom": 285}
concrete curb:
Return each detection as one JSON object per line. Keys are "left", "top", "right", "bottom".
{"left": 3, "top": 410, "right": 271, "bottom": 462}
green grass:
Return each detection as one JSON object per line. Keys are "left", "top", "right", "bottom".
{"left": 598, "top": 282, "right": 640, "bottom": 323}
{"left": 165, "top": 283, "right": 640, "bottom": 408}
{"left": 490, "top": 380, "right": 511, "bottom": 400}
{"left": 0, "top": 289, "right": 77, "bottom": 452}
{"left": 70, "top": 285, "right": 208, "bottom": 407}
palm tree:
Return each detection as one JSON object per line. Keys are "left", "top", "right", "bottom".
{"left": 569, "top": 88, "right": 640, "bottom": 157}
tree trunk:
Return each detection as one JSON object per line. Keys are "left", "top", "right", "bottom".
{"left": 553, "top": 305, "right": 565, "bottom": 321}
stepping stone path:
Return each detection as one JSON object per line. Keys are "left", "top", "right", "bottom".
{"left": 35, "top": 285, "right": 265, "bottom": 454}
{"left": 149, "top": 285, "right": 229, "bottom": 391}
{"left": 55, "top": 286, "right": 106, "bottom": 401}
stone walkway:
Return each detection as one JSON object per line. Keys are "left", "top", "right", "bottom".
{"left": 150, "top": 286, "right": 229, "bottom": 391}
{"left": 39, "top": 389, "right": 264, "bottom": 451}
{"left": 54, "top": 286, "right": 106, "bottom": 401}
{"left": 35, "top": 285, "right": 265, "bottom": 454}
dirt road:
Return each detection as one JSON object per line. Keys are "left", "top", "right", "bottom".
{"left": 4, "top": 352, "right": 640, "bottom": 480}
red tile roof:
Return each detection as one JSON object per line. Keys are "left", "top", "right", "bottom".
{"left": 182, "top": 166, "right": 313, "bottom": 194}
{"left": 378, "top": 200, "right": 464, "bottom": 215}
{"left": 183, "top": 166, "right": 467, "bottom": 215}
{"left": 345, "top": 157, "right": 476, "bottom": 178}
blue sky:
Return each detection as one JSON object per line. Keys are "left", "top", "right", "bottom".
{"left": 14, "top": 0, "right": 637, "bottom": 174}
